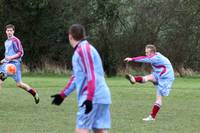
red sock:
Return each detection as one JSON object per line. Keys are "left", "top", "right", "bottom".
{"left": 150, "top": 103, "right": 161, "bottom": 118}
{"left": 134, "top": 76, "right": 143, "bottom": 83}
{"left": 28, "top": 89, "right": 36, "bottom": 96}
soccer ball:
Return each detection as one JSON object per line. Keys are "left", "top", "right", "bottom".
{"left": 6, "top": 64, "right": 16, "bottom": 75}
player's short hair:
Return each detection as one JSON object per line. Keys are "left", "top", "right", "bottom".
{"left": 5, "top": 24, "right": 15, "bottom": 31}
{"left": 145, "top": 44, "right": 157, "bottom": 53}
{"left": 68, "top": 24, "right": 86, "bottom": 41}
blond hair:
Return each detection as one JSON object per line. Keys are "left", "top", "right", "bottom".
{"left": 145, "top": 44, "right": 156, "bottom": 53}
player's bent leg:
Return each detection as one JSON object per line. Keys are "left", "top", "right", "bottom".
{"left": 143, "top": 74, "right": 157, "bottom": 83}
{"left": 75, "top": 128, "right": 89, "bottom": 133}
{"left": 126, "top": 74, "right": 157, "bottom": 85}
{"left": 16, "top": 82, "right": 40, "bottom": 104}
{"left": 125, "top": 74, "right": 145, "bottom": 84}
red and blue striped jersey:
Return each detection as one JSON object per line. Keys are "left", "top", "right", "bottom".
{"left": 5, "top": 36, "right": 24, "bottom": 62}
{"left": 131, "top": 52, "right": 174, "bottom": 80}
{"left": 60, "top": 40, "right": 111, "bottom": 106}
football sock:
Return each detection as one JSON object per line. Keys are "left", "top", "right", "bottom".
{"left": 150, "top": 103, "right": 161, "bottom": 118}
{"left": 134, "top": 76, "right": 144, "bottom": 83}
{"left": 28, "top": 89, "right": 36, "bottom": 96}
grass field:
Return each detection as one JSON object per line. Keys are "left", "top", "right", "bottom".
{"left": 0, "top": 75, "right": 199, "bottom": 133}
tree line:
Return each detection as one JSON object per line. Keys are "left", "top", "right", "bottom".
{"left": 0, "top": 0, "right": 200, "bottom": 76}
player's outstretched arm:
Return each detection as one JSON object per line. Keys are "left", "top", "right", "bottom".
{"left": 51, "top": 75, "right": 75, "bottom": 105}
{"left": 124, "top": 57, "right": 133, "bottom": 62}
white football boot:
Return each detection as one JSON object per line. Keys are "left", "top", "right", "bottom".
{"left": 142, "top": 115, "right": 155, "bottom": 121}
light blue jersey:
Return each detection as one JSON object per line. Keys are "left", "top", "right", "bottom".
{"left": 132, "top": 52, "right": 174, "bottom": 80}
{"left": 5, "top": 36, "right": 24, "bottom": 62}
{"left": 60, "top": 40, "right": 111, "bottom": 106}
{"left": 0, "top": 36, "right": 23, "bottom": 82}
{"left": 131, "top": 52, "right": 175, "bottom": 96}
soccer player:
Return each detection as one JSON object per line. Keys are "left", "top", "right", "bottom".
{"left": 0, "top": 24, "right": 39, "bottom": 104}
{"left": 51, "top": 24, "right": 111, "bottom": 133}
{"left": 124, "top": 44, "right": 175, "bottom": 121}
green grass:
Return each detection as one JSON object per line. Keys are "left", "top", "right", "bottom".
{"left": 0, "top": 76, "right": 200, "bottom": 133}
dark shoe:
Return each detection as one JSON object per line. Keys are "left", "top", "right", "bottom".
{"left": 0, "top": 72, "right": 7, "bottom": 81}
{"left": 34, "top": 93, "right": 40, "bottom": 104}
{"left": 125, "top": 74, "right": 135, "bottom": 84}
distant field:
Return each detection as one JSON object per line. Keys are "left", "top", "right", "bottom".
{"left": 0, "top": 76, "right": 199, "bottom": 133}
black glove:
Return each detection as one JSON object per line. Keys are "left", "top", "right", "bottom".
{"left": 81, "top": 100, "right": 93, "bottom": 114}
{"left": 51, "top": 94, "right": 64, "bottom": 105}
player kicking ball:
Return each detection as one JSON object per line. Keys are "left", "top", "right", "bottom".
{"left": 124, "top": 44, "right": 175, "bottom": 121}
{"left": 0, "top": 24, "right": 39, "bottom": 104}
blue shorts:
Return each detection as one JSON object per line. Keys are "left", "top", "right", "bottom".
{"left": 156, "top": 79, "right": 174, "bottom": 96}
{"left": 0, "top": 61, "right": 21, "bottom": 83}
{"left": 152, "top": 73, "right": 174, "bottom": 96}
{"left": 76, "top": 104, "right": 111, "bottom": 130}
